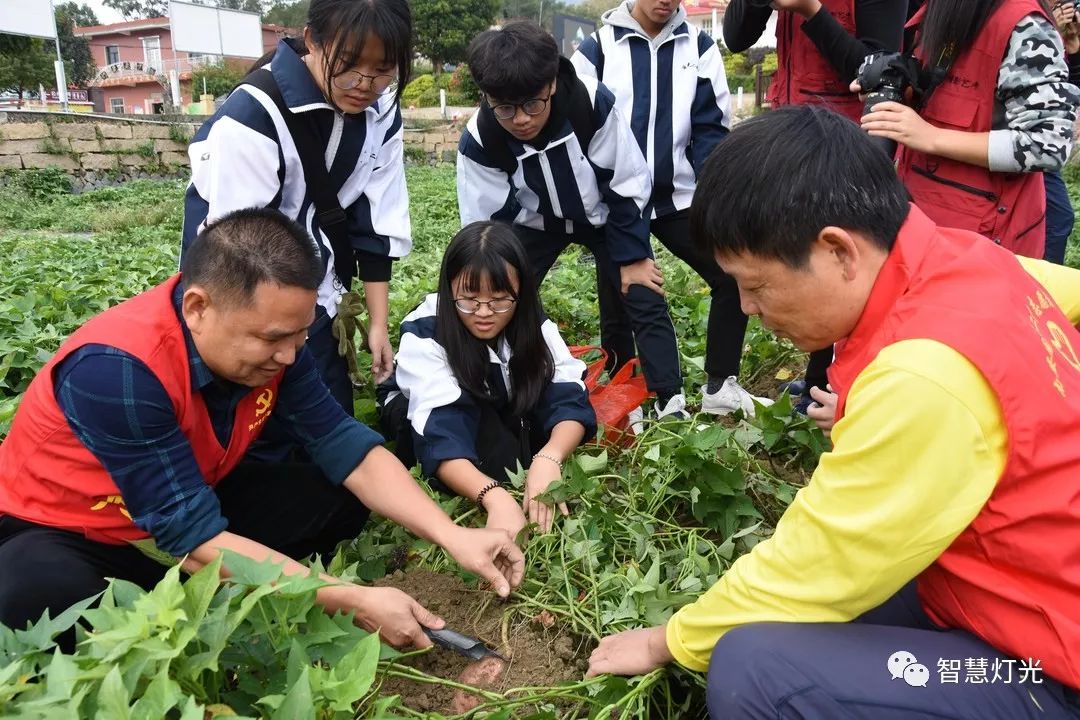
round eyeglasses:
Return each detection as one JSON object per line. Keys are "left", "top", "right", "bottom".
{"left": 454, "top": 298, "right": 517, "bottom": 314}
{"left": 332, "top": 70, "right": 397, "bottom": 94}
{"left": 488, "top": 93, "right": 552, "bottom": 121}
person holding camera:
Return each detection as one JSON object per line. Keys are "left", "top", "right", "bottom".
{"left": 723, "top": 0, "right": 907, "bottom": 416}
{"left": 1043, "top": 0, "right": 1080, "bottom": 265}
{"left": 860, "top": 0, "right": 1080, "bottom": 259}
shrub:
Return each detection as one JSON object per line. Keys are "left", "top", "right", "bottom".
{"left": 191, "top": 59, "right": 250, "bottom": 99}
{"left": 448, "top": 63, "right": 481, "bottom": 104}
{"left": 401, "top": 74, "right": 436, "bottom": 107}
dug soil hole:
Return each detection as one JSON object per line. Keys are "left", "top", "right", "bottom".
{"left": 374, "top": 569, "right": 588, "bottom": 713}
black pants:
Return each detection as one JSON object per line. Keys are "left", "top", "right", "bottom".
{"left": 380, "top": 392, "right": 544, "bottom": 492}
{"left": 513, "top": 224, "right": 683, "bottom": 398}
{"left": 805, "top": 346, "right": 833, "bottom": 393}
{"left": 0, "top": 462, "right": 368, "bottom": 645}
{"left": 596, "top": 210, "right": 749, "bottom": 380}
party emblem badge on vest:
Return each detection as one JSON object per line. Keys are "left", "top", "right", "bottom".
{"left": 248, "top": 388, "right": 275, "bottom": 432}
{"left": 89, "top": 494, "right": 132, "bottom": 520}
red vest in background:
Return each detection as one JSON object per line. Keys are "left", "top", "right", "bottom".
{"left": 0, "top": 274, "right": 282, "bottom": 545}
{"left": 896, "top": 0, "right": 1049, "bottom": 258}
{"left": 769, "top": 0, "right": 864, "bottom": 122}
{"left": 827, "top": 205, "right": 1080, "bottom": 688}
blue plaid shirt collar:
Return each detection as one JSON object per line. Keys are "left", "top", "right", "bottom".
{"left": 172, "top": 282, "right": 216, "bottom": 392}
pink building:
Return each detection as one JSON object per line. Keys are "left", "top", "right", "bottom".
{"left": 74, "top": 17, "right": 291, "bottom": 114}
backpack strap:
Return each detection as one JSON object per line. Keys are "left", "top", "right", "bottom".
{"left": 594, "top": 33, "right": 606, "bottom": 82}
{"left": 474, "top": 57, "right": 600, "bottom": 177}
{"left": 475, "top": 103, "right": 518, "bottom": 176}
{"left": 563, "top": 58, "right": 599, "bottom": 154}
{"left": 242, "top": 67, "right": 355, "bottom": 288}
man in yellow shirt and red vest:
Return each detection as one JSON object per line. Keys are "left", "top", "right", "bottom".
{"left": 587, "top": 106, "right": 1080, "bottom": 719}
{"left": 0, "top": 209, "right": 524, "bottom": 651}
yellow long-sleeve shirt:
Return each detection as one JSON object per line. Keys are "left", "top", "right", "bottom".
{"left": 667, "top": 258, "right": 1080, "bottom": 672}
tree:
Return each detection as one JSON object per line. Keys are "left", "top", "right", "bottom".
{"left": 216, "top": 0, "right": 267, "bottom": 12}
{"left": 413, "top": 0, "right": 501, "bottom": 75}
{"left": 571, "top": 0, "right": 616, "bottom": 25}
{"left": 55, "top": 1, "right": 100, "bottom": 27}
{"left": 55, "top": 4, "right": 98, "bottom": 86}
{"left": 0, "top": 36, "right": 57, "bottom": 108}
{"left": 264, "top": 0, "right": 308, "bottom": 29}
{"left": 501, "top": 0, "right": 575, "bottom": 31}
{"left": 102, "top": 0, "right": 167, "bottom": 20}
{"left": 191, "top": 58, "right": 248, "bottom": 98}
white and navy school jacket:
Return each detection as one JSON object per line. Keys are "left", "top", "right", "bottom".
{"left": 383, "top": 294, "right": 597, "bottom": 477}
{"left": 181, "top": 39, "right": 411, "bottom": 319}
{"left": 456, "top": 59, "right": 655, "bottom": 265}
{"left": 572, "top": 2, "right": 731, "bottom": 218}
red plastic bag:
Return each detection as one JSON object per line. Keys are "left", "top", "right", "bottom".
{"left": 570, "top": 345, "right": 653, "bottom": 446}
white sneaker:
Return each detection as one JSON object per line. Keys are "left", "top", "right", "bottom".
{"left": 655, "top": 393, "right": 690, "bottom": 420}
{"left": 628, "top": 405, "right": 645, "bottom": 435}
{"left": 701, "top": 377, "right": 774, "bottom": 417}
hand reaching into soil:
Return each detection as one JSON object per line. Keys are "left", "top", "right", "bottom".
{"left": 586, "top": 625, "right": 673, "bottom": 677}
{"left": 324, "top": 584, "right": 444, "bottom": 649}
{"left": 440, "top": 526, "right": 525, "bottom": 598}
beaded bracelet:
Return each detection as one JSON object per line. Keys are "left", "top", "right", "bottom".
{"left": 532, "top": 452, "right": 563, "bottom": 472}
{"left": 475, "top": 480, "right": 501, "bottom": 507}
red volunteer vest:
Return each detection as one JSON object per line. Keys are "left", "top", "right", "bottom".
{"left": 769, "top": 0, "right": 864, "bottom": 122}
{"left": 896, "top": 0, "right": 1048, "bottom": 258}
{"left": 0, "top": 275, "right": 282, "bottom": 545}
{"left": 827, "top": 205, "right": 1080, "bottom": 688}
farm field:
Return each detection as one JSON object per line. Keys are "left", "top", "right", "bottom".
{"left": 0, "top": 164, "right": 1077, "bottom": 718}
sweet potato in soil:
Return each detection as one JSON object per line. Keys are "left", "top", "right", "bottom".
{"left": 374, "top": 569, "right": 588, "bottom": 713}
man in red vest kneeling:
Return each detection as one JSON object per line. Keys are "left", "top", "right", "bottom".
{"left": 586, "top": 106, "right": 1080, "bottom": 719}
{"left": 0, "top": 208, "right": 524, "bottom": 651}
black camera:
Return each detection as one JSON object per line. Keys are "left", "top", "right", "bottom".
{"left": 857, "top": 51, "right": 920, "bottom": 113}
{"left": 856, "top": 52, "right": 921, "bottom": 157}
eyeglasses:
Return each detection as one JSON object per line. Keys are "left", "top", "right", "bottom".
{"left": 454, "top": 297, "right": 517, "bottom": 314}
{"left": 487, "top": 93, "right": 553, "bottom": 121}
{"left": 332, "top": 70, "right": 397, "bottom": 94}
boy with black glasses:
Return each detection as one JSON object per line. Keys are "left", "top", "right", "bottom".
{"left": 457, "top": 20, "right": 688, "bottom": 420}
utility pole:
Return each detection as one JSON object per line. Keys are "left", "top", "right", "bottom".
{"left": 49, "top": 0, "right": 69, "bottom": 111}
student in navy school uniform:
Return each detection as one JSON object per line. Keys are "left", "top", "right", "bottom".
{"left": 379, "top": 222, "right": 597, "bottom": 538}
{"left": 182, "top": 0, "right": 413, "bottom": 459}
{"left": 573, "top": 0, "right": 773, "bottom": 416}
{"left": 456, "top": 20, "right": 690, "bottom": 422}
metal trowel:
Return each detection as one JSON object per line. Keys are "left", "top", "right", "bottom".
{"left": 423, "top": 627, "right": 507, "bottom": 661}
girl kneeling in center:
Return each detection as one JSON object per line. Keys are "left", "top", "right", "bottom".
{"left": 379, "top": 222, "right": 597, "bottom": 537}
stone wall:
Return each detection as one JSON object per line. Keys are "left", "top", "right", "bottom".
{"left": 1, "top": 113, "right": 462, "bottom": 174}
{"left": 0, "top": 117, "right": 198, "bottom": 175}
{"left": 402, "top": 128, "right": 462, "bottom": 164}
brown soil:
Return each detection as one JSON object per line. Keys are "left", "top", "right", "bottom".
{"left": 374, "top": 569, "right": 588, "bottom": 714}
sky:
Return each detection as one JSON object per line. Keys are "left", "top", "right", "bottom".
{"left": 77, "top": 0, "right": 589, "bottom": 28}
{"left": 81, "top": 0, "right": 125, "bottom": 25}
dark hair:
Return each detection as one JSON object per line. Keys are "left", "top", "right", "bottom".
{"left": 467, "top": 21, "right": 559, "bottom": 101}
{"left": 917, "top": 0, "right": 1053, "bottom": 68}
{"left": 690, "top": 105, "right": 910, "bottom": 268}
{"left": 181, "top": 208, "right": 323, "bottom": 305}
{"left": 436, "top": 222, "right": 555, "bottom": 417}
{"left": 306, "top": 0, "right": 412, "bottom": 108}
